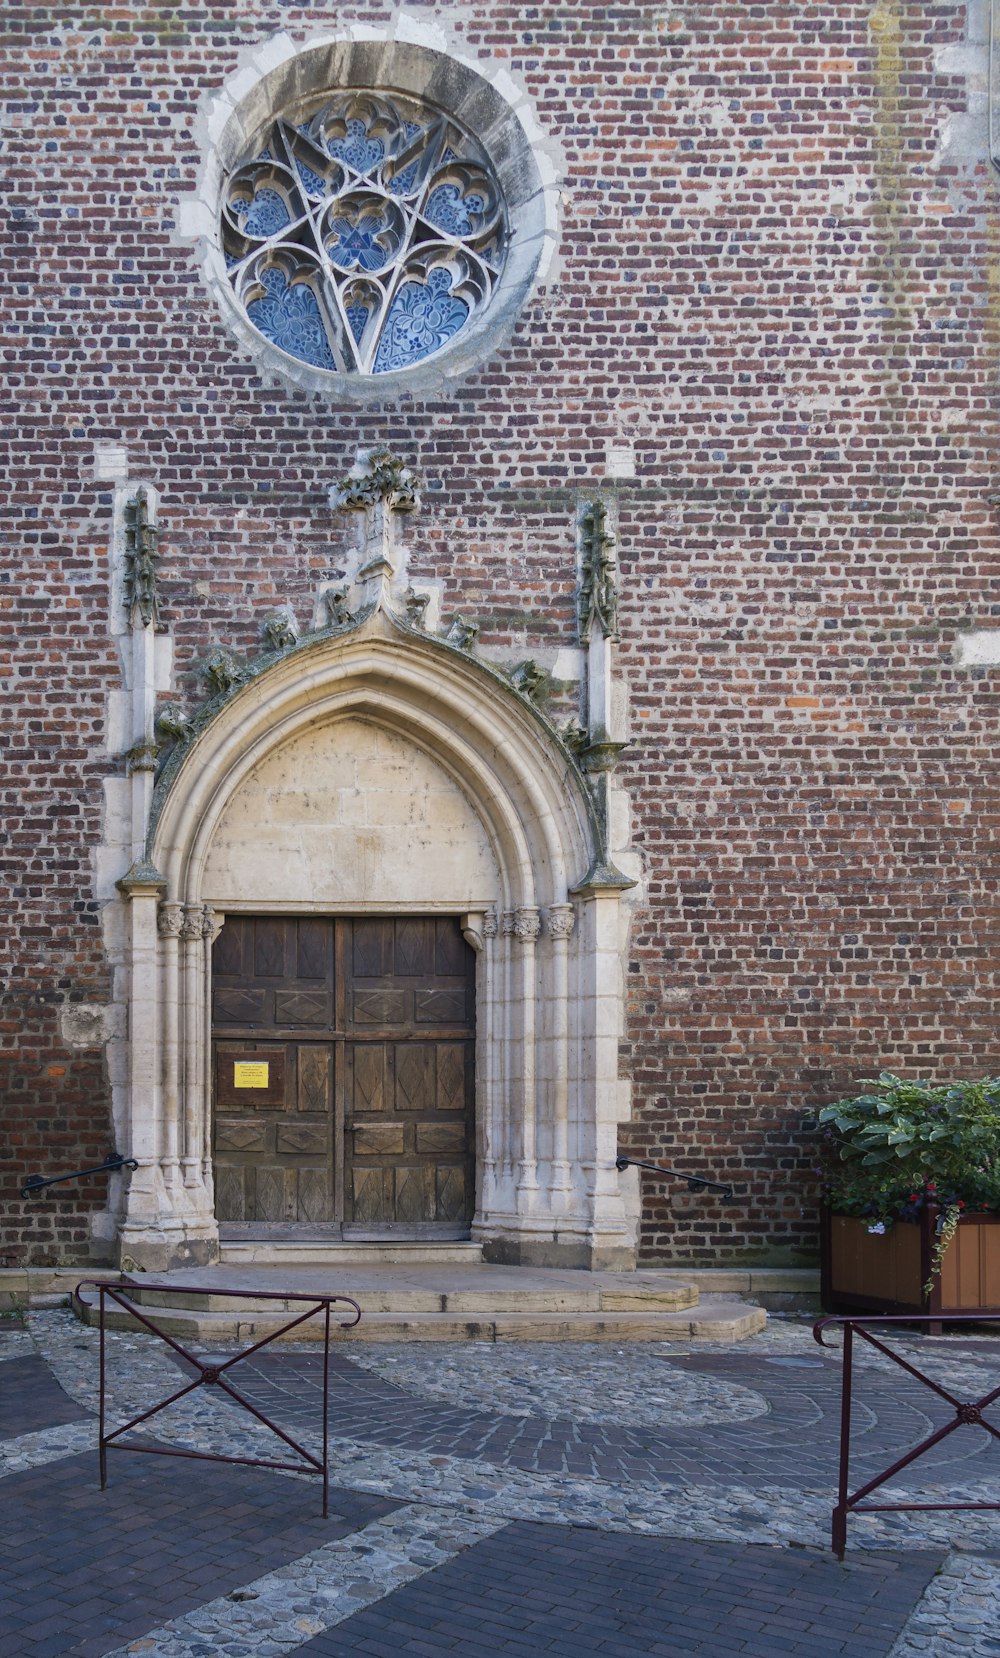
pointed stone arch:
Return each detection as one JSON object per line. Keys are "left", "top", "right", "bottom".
{"left": 116, "top": 610, "right": 637, "bottom": 1269}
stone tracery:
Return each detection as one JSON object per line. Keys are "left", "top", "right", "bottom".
{"left": 222, "top": 91, "right": 507, "bottom": 376}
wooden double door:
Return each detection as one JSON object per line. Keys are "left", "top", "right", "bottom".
{"left": 212, "top": 915, "right": 476, "bottom": 1236}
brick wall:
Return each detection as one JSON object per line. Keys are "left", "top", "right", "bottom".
{"left": 2, "top": 1, "right": 998, "bottom": 1263}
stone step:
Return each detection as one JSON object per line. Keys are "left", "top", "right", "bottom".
{"left": 219, "top": 1241, "right": 486, "bottom": 1267}
{"left": 73, "top": 1286, "right": 765, "bottom": 1344}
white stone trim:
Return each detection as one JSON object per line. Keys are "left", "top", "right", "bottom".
{"left": 114, "top": 611, "right": 635, "bottom": 1270}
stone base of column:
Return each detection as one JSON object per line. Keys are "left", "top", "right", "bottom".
{"left": 115, "top": 1226, "right": 219, "bottom": 1274}
{"left": 477, "top": 1225, "right": 636, "bottom": 1271}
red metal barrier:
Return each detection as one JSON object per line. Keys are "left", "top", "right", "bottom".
{"left": 76, "top": 1279, "right": 362, "bottom": 1517}
{"left": 813, "top": 1312, "right": 1000, "bottom": 1557}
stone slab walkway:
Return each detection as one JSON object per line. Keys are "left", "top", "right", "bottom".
{"left": 2, "top": 1310, "right": 1000, "bottom": 1657}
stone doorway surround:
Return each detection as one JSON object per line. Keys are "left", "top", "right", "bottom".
{"left": 100, "top": 451, "right": 639, "bottom": 1274}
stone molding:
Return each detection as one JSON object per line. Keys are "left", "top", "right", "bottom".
{"left": 115, "top": 610, "right": 637, "bottom": 1271}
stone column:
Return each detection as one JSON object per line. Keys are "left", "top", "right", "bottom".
{"left": 116, "top": 859, "right": 166, "bottom": 1260}
{"left": 498, "top": 909, "right": 517, "bottom": 1200}
{"left": 479, "top": 910, "right": 500, "bottom": 1213}
{"left": 201, "top": 906, "right": 223, "bottom": 1197}
{"left": 547, "top": 903, "right": 576, "bottom": 1204}
{"left": 157, "top": 901, "right": 184, "bottom": 1200}
{"left": 513, "top": 905, "right": 541, "bottom": 1206}
{"left": 181, "top": 904, "right": 205, "bottom": 1192}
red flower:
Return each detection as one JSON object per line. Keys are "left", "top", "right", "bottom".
{"left": 957, "top": 1200, "right": 965, "bottom": 1209}
{"left": 926, "top": 1182, "right": 937, "bottom": 1193}
{"left": 908, "top": 1193, "right": 918, "bottom": 1202}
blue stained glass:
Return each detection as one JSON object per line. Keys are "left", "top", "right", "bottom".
{"left": 327, "top": 213, "right": 390, "bottom": 271}
{"left": 327, "top": 117, "right": 384, "bottom": 175}
{"left": 373, "top": 267, "right": 468, "bottom": 373}
{"left": 346, "top": 302, "right": 369, "bottom": 344}
{"left": 238, "top": 187, "right": 291, "bottom": 239}
{"left": 295, "top": 156, "right": 327, "bottom": 197}
{"left": 388, "top": 160, "right": 420, "bottom": 196}
{"left": 247, "top": 266, "right": 336, "bottom": 370}
{"left": 425, "top": 183, "right": 485, "bottom": 237}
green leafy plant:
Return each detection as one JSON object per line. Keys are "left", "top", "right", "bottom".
{"left": 814, "top": 1073, "right": 1000, "bottom": 1290}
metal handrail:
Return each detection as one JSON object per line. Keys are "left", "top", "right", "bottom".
{"left": 814, "top": 1312, "right": 1000, "bottom": 1556}
{"left": 615, "top": 1155, "right": 734, "bottom": 1200}
{"left": 20, "top": 1154, "right": 139, "bottom": 1200}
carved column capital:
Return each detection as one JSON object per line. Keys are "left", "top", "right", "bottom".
{"left": 201, "top": 905, "right": 219, "bottom": 940}
{"left": 513, "top": 906, "right": 541, "bottom": 942}
{"left": 547, "top": 903, "right": 576, "bottom": 940}
{"left": 483, "top": 909, "right": 500, "bottom": 939}
{"left": 180, "top": 906, "right": 204, "bottom": 943}
{"left": 157, "top": 902, "right": 184, "bottom": 939}
{"left": 501, "top": 910, "right": 517, "bottom": 937}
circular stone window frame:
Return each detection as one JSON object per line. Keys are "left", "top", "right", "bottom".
{"left": 185, "top": 19, "right": 562, "bottom": 402}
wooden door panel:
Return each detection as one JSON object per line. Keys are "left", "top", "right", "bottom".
{"left": 437, "top": 1166, "right": 467, "bottom": 1223}
{"left": 277, "top": 1121, "right": 328, "bottom": 1156}
{"left": 213, "top": 922, "right": 245, "bottom": 979}
{"left": 353, "top": 1123, "right": 405, "bottom": 1157}
{"left": 213, "top": 987, "right": 267, "bottom": 1026}
{"left": 274, "top": 990, "right": 332, "bottom": 1027}
{"left": 394, "top": 1045, "right": 436, "bottom": 1112}
{"left": 297, "top": 919, "right": 330, "bottom": 980}
{"left": 433, "top": 919, "right": 469, "bottom": 975}
{"left": 353, "top": 989, "right": 407, "bottom": 1026}
{"left": 298, "top": 1167, "right": 333, "bottom": 1222}
{"left": 394, "top": 917, "right": 432, "bottom": 976}
{"left": 351, "top": 1045, "right": 387, "bottom": 1113}
{"left": 414, "top": 988, "right": 467, "bottom": 1024}
{"left": 298, "top": 1047, "right": 332, "bottom": 1113}
{"left": 395, "top": 1164, "right": 435, "bottom": 1222}
{"left": 253, "top": 919, "right": 288, "bottom": 979}
{"left": 352, "top": 1167, "right": 393, "bottom": 1223}
{"left": 352, "top": 919, "right": 392, "bottom": 978}
{"left": 215, "top": 1119, "right": 270, "bottom": 1154}
{"left": 437, "top": 1043, "right": 468, "bottom": 1111}
{"left": 255, "top": 1164, "right": 296, "bottom": 1221}
{"left": 216, "top": 1165, "right": 249, "bottom": 1221}
{"left": 416, "top": 1121, "right": 466, "bottom": 1156}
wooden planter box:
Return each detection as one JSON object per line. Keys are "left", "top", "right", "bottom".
{"left": 821, "top": 1205, "right": 1000, "bottom": 1323}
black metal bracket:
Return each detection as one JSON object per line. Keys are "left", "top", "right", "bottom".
{"left": 615, "top": 1155, "right": 734, "bottom": 1200}
{"left": 20, "top": 1154, "right": 139, "bottom": 1200}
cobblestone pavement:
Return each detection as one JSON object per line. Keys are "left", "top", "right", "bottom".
{"left": 1, "top": 1311, "right": 999, "bottom": 1657}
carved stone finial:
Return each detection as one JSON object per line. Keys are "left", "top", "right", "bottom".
{"left": 324, "top": 588, "right": 355, "bottom": 630}
{"left": 204, "top": 647, "right": 244, "bottom": 698}
{"left": 123, "top": 486, "right": 160, "bottom": 629}
{"left": 447, "top": 616, "right": 479, "bottom": 652}
{"left": 560, "top": 719, "right": 589, "bottom": 756}
{"left": 405, "top": 588, "right": 430, "bottom": 630}
{"left": 579, "top": 499, "right": 619, "bottom": 643}
{"left": 261, "top": 611, "right": 297, "bottom": 652}
{"left": 156, "top": 703, "right": 192, "bottom": 744}
{"left": 125, "top": 741, "right": 159, "bottom": 775}
{"left": 334, "top": 449, "right": 420, "bottom": 515}
{"left": 510, "top": 660, "right": 549, "bottom": 705}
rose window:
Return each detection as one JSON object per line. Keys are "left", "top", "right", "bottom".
{"left": 221, "top": 92, "right": 508, "bottom": 377}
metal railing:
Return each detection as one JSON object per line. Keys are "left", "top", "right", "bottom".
{"left": 76, "top": 1279, "right": 362, "bottom": 1517}
{"left": 814, "top": 1312, "right": 1000, "bottom": 1557}
{"left": 615, "top": 1155, "right": 734, "bottom": 1200}
{"left": 20, "top": 1154, "right": 138, "bottom": 1200}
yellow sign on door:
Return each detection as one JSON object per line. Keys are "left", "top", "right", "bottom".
{"left": 233, "top": 1061, "right": 270, "bottom": 1089}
